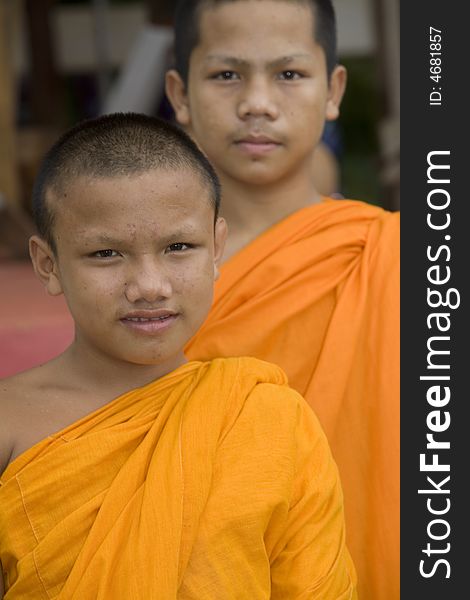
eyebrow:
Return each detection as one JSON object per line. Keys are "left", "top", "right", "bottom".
{"left": 80, "top": 226, "right": 199, "bottom": 246}
{"left": 80, "top": 234, "right": 124, "bottom": 247}
{"left": 203, "top": 54, "right": 313, "bottom": 68}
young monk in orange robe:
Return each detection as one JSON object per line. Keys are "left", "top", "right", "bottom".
{"left": 0, "top": 113, "right": 356, "bottom": 598}
{"left": 166, "top": 1, "right": 400, "bottom": 598}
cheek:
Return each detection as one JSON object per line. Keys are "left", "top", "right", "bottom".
{"left": 193, "top": 93, "right": 230, "bottom": 132}
{"left": 292, "top": 101, "right": 325, "bottom": 141}
{"left": 175, "top": 261, "right": 214, "bottom": 300}
{"left": 66, "top": 273, "right": 121, "bottom": 314}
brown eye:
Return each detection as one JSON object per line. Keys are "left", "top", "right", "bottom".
{"left": 279, "top": 70, "right": 302, "bottom": 80}
{"left": 214, "top": 71, "right": 239, "bottom": 81}
{"left": 93, "top": 249, "right": 119, "bottom": 258}
{"left": 167, "top": 243, "right": 190, "bottom": 253}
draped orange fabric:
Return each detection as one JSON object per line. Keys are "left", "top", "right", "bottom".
{"left": 0, "top": 357, "right": 356, "bottom": 599}
{"left": 186, "top": 199, "right": 400, "bottom": 600}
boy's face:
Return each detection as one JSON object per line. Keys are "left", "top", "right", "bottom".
{"left": 167, "top": 0, "right": 346, "bottom": 188}
{"left": 31, "top": 169, "right": 226, "bottom": 372}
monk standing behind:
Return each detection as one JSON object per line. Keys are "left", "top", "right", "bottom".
{"left": 0, "top": 113, "right": 356, "bottom": 598}
{"left": 165, "top": 1, "right": 399, "bottom": 598}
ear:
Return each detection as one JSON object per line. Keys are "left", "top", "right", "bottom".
{"left": 29, "top": 235, "right": 63, "bottom": 296}
{"left": 213, "top": 217, "right": 228, "bottom": 280}
{"left": 325, "top": 64, "right": 347, "bottom": 122}
{"left": 165, "top": 69, "right": 191, "bottom": 127}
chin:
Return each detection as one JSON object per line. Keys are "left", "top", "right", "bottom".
{"left": 238, "top": 168, "right": 289, "bottom": 186}
{"left": 127, "top": 356, "right": 170, "bottom": 368}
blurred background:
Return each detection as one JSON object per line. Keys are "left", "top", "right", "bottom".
{"left": 0, "top": 0, "right": 399, "bottom": 375}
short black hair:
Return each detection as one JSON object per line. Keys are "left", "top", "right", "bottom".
{"left": 173, "top": 0, "right": 338, "bottom": 83}
{"left": 32, "top": 112, "right": 221, "bottom": 253}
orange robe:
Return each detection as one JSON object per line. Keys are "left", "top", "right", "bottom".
{"left": 0, "top": 357, "right": 356, "bottom": 599}
{"left": 187, "top": 199, "right": 400, "bottom": 600}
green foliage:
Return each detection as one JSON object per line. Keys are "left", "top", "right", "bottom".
{"left": 338, "top": 55, "right": 382, "bottom": 204}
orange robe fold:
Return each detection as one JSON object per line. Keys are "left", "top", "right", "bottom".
{"left": 0, "top": 357, "right": 356, "bottom": 599}
{"left": 186, "top": 199, "right": 400, "bottom": 600}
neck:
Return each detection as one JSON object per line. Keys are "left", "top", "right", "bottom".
{"left": 218, "top": 170, "right": 321, "bottom": 262}
{"left": 56, "top": 338, "right": 187, "bottom": 400}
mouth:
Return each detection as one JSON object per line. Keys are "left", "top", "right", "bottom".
{"left": 120, "top": 311, "right": 179, "bottom": 334}
{"left": 234, "top": 134, "right": 281, "bottom": 156}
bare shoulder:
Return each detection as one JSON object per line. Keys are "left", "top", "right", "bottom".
{"left": 0, "top": 369, "right": 37, "bottom": 474}
{"left": 0, "top": 357, "right": 119, "bottom": 476}
{"left": 0, "top": 373, "right": 23, "bottom": 474}
{"left": 0, "top": 363, "right": 60, "bottom": 476}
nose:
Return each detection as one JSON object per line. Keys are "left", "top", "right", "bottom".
{"left": 237, "top": 76, "right": 279, "bottom": 121}
{"left": 124, "top": 257, "right": 173, "bottom": 304}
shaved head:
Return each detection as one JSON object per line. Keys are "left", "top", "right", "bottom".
{"left": 32, "top": 112, "right": 221, "bottom": 253}
{"left": 173, "top": 0, "right": 338, "bottom": 83}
